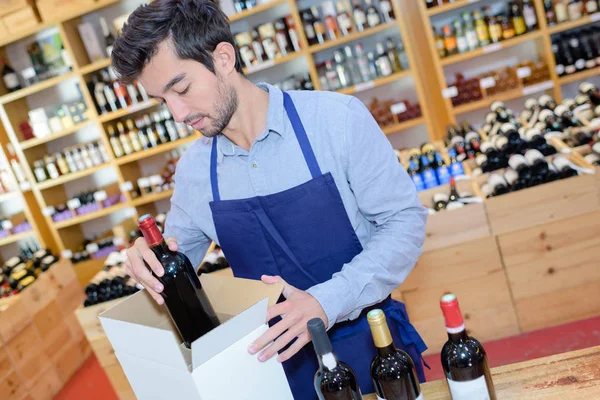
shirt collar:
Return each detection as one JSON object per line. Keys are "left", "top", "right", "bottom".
{"left": 217, "top": 82, "right": 286, "bottom": 158}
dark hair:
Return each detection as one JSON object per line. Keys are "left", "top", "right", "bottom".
{"left": 111, "top": 0, "right": 243, "bottom": 83}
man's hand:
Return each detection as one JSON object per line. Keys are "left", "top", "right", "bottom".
{"left": 248, "top": 275, "right": 328, "bottom": 363}
{"left": 124, "top": 236, "right": 179, "bottom": 305}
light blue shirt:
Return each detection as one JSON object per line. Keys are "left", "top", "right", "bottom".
{"left": 164, "top": 82, "right": 427, "bottom": 327}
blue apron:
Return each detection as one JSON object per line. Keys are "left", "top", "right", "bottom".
{"left": 209, "top": 93, "right": 427, "bottom": 399}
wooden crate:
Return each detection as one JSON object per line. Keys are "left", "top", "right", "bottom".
{"left": 498, "top": 210, "right": 600, "bottom": 332}
{"left": 484, "top": 172, "right": 600, "bottom": 235}
{"left": 418, "top": 179, "right": 491, "bottom": 252}
{"left": 0, "top": 259, "right": 90, "bottom": 398}
{"left": 397, "top": 236, "right": 519, "bottom": 355}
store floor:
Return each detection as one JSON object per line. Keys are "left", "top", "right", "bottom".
{"left": 56, "top": 315, "right": 600, "bottom": 399}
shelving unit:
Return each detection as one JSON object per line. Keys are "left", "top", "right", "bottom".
{"left": 0, "top": 0, "right": 203, "bottom": 258}
{"left": 415, "top": 0, "right": 600, "bottom": 135}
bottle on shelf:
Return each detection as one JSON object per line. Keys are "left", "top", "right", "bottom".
{"left": 375, "top": 42, "right": 394, "bottom": 77}
{"left": 108, "top": 125, "right": 124, "bottom": 158}
{"left": 522, "top": 0, "right": 538, "bottom": 30}
{"left": 323, "top": 1, "right": 340, "bottom": 41}
{"left": 2, "top": 58, "right": 22, "bottom": 93}
{"left": 352, "top": 0, "right": 367, "bottom": 32}
{"left": 99, "top": 17, "right": 116, "bottom": 57}
{"left": 510, "top": 2, "right": 527, "bottom": 36}
{"left": 368, "top": 309, "right": 422, "bottom": 400}
{"left": 307, "top": 317, "right": 363, "bottom": 400}
{"left": 379, "top": 0, "right": 394, "bottom": 22}
{"left": 365, "top": 0, "right": 381, "bottom": 28}
{"left": 335, "top": 1, "right": 354, "bottom": 36}
{"left": 138, "top": 214, "right": 220, "bottom": 349}
{"left": 440, "top": 294, "right": 497, "bottom": 400}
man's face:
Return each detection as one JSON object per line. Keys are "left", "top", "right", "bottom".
{"left": 138, "top": 40, "right": 238, "bottom": 138}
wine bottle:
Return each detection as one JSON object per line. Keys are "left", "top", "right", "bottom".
{"left": 525, "top": 149, "right": 550, "bottom": 184}
{"left": 508, "top": 154, "right": 533, "bottom": 183}
{"left": 307, "top": 317, "right": 363, "bottom": 400}
{"left": 440, "top": 294, "right": 497, "bottom": 400}
{"left": 2, "top": 58, "right": 22, "bottom": 93}
{"left": 367, "top": 309, "right": 422, "bottom": 400}
{"left": 420, "top": 155, "right": 439, "bottom": 189}
{"left": 100, "top": 17, "right": 116, "bottom": 57}
{"left": 138, "top": 214, "right": 220, "bottom": 348}
{"left": 433, "top": 193, "right": 449, "bottom": 212}
{"left": 488, "top": 173, "right": 510, "bottom": 196}
{"left": 552, "top": 156, "right": 578, "bottom": 179}
{"left": 407, "top": 160, "right": 425, "bottom": 192}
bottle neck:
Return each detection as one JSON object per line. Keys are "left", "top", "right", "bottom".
{"left": 377, "top": 343, "right": 396, "bottom": 357}
{"left": 319, "top": 352, "right": 338, "bottom": 371}
{"left": 447, "top": 325, "right": 469, "bottom": 342}
{"left": 148, "top": 240, "right": 170, "bottom": 258}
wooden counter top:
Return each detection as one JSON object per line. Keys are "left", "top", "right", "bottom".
{"left": 364, "top": 345, "right": 600, "bottom": 399}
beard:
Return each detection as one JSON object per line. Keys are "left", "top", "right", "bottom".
{"left": 186, "top": 74, "right": 238, "bottom": 138}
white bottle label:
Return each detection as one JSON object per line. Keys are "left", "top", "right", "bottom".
{"left": 93, "top": 190, "right": 108, "bottom": 202}
{"left": 480, "top": 77, "right": 496, "bottom": 89}
{"left": 504, "top": 168, "right": 519, "bottom": 185}
{"left": 447, "top": 376, "right": 491, "bottom": 400}
{"left": 517, "top": 66, "right": 532, "bottom": 79}
{"left": 67, "top": 198, "right": 82, "bottom": 210}
{"left": 476, "top": 154, "right": 488, "bottom": 166}
{"left": 509, "top": 154, "right": 529, "bottom": 170}
{"left": 442, "top": 86, "right": 459, "bottom": 98}
{"left": 488, "top": 173, "right": 507, "bottom": 188}
{"left": 390, "top": 102, "right": 407, "bottom": 114}
{"left": 120, "top": 181, "right": 134, "bottom": 192}
{"left": 525, "top": 149, "right": 544, "bottom": 164}
{"left": 3, "top": 72, "right": 20, "bottom": 89}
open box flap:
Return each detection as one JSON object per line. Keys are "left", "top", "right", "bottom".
{"left": 191, "top": 298, "right": 268, "bottom": 369}
{"left": 99, "top": 289, "right": 189, "bottom": 371}
{"left": 199, "top": 273, "right": 283, "bottom": 315}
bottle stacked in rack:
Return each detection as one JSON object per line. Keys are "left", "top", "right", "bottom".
{"left": 273, "top": 73, "right": 315, "bottom": 91}
{"left": 403, "top": 142, "right": 464, "bottom": 192}
{"left": 234, "top": 14, "right": 302, "bottom": 70}
{"left": 107, "top": 109, "right": 194, "bottom": 158}
{"left": 31, "top": 139, "right": 111, "bottom": 183}
{"left": 544, "top": 0, "right": 600, "bottom": 26}
{"left": 0, "top": 214, "right": 32, "bottom": 238}
{"left": 197, "top": 246, "right": 230, "bottom": 275}
{"left": 318, "top": 38, "right": 410, "bottom": 91}
{"left": 447, "top": 59, "right": 551, "bottom": 107}
{"left": 88, "top": 67, "right": 150, "bottom": 116}
{"left": 301, "top": 0, "right": 394, "bottom": 46}
{"left": 427, "top": 177, "right": 478, "bottom": 214}
{"left": 70, "top": 234, "right": 127, "bottom": 265}
{"left": 368, "top": 97, "right": 422, "bottom": 127}
{"left": 552, "top": 27, "right": 600, "bottom": 77}
{"left": 433, "top": 1, "right": 537, "bottom": 58}
{"left": 47, "top": 188, "right": 125, "bottom": 222}
{"left": 83, "top": 252, "right": 141, "bottom": 306}
{"left": 0, "top": 243, "right": 58, "bottom": 298}
{"left": 126, "top": 150, "right": 183, "bottom": 200}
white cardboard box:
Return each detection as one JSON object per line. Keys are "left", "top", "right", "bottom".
{"left": 99, "top": 273, "right": 294, "bottom": 400}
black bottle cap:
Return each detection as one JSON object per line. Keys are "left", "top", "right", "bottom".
{"left": 307, "top": 318, "right": 332, "bottom": 356}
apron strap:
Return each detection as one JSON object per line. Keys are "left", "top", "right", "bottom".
{"left": 210, "top": 137, "right": 220, "bottom": 201}
{"left": 282, "top": 92, "right": 322, "bottom": 179}
{"left": 210, "top": 92, "right": 323, "bottom": 201}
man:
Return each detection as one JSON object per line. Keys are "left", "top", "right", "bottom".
{"left": 117, "top": 0, "right": 428, "bottom": 397}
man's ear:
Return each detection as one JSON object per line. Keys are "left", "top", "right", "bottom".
{"left": 213, "top": 42, "right": 237, "bottom": 75}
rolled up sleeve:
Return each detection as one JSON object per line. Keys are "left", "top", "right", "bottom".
{"left": 307, "top": 97, "right": 427, "bottom": 328}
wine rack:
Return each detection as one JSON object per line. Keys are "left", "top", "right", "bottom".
{"left": 414, "top": 0, "right": 600, "bottom": 137}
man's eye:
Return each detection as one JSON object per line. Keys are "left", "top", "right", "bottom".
{"left": 177, "top": 85, "right": 190, "bottom": 95}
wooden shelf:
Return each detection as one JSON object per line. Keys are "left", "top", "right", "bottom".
{"left": 558, "top": 67, "right": 600, "bottom": 86}
{"left": 131, "top": 189, "right": 174, "bottom": 207}
{"left": 452, "top": 80, "right": 555, "bottom": 115}
{"left": 0, "top": 191, "right": 19, "bottom": 203}
{"left": 98, "top": 100, "right": 160, "bottom": 124}
{"left": 115, "top": 135, "right": 199, "bottom": 165}
{"left": 439, "top": 31, "right": 543, "bottom": 67}
{"left": 548, "top": 14, "right": 600, "bottom": 35}
{"left": 36, "top": 163, "right": 112, "bottom": 190}
{"left": 336, "top": 70, "right": 412, "bottom": 95}
{"left": 19, "top": 120, "right": 95, "bottom": 150}
{"left": 0, "top": 0, "right": 120, "bottom": 48}
{"left": 426, "top": 0, "right": 478, "bottom": 16}
{"left": 79, "top": 58, "right": 112, "bottom": 75}
{"left": 243, "top": 51, "right": 306, "bottom": 75}
{"left": 53, "top": 202, "right": 129, "bottom": 229}
{"left": 381, "top": 117, "right": 425, "bottom": 135}
{"left": 229, "top": 0, "right": 287, "bottom": 22}
{"left": 308, "top": 22, "right": 398, "bottom": 53}
{"left": 0, "top": 231, "right": 34, "bottom": 247}
{"left": 0, "top": 72, "right": 77, "bottom": 105}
